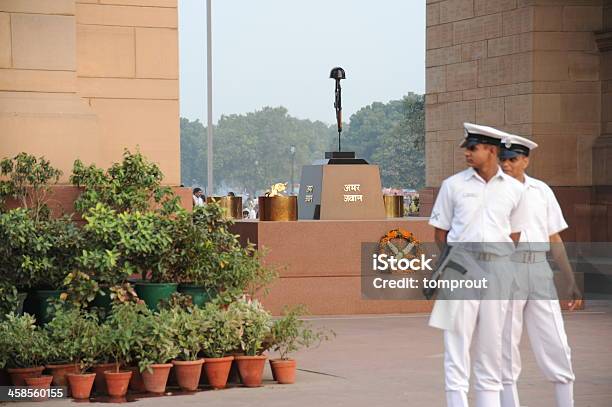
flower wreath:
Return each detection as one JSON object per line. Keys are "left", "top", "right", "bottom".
{"left": 378, "top": 228, "right": 423, "bottom": 271}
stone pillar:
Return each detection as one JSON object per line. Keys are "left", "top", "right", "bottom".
{"left": 75, "top": 0, "right": 180, "bottom": 185}
{"left": 594, "top": 1, "right": 612, "bottom": 185}
{"left": 0, "top": 0, "right": 100, "bottom": 182}
{"left": 424, "top": 1, "right": 611, "bottom": 241}
{"left": 0, "top": 0, "right": 181, "bottom": 185}
{"left": 425, "top": 0, "right": 603, "bottom": 188}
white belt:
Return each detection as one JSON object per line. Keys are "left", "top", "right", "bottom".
{"left": 468, "top": 252, "right": 508, "bottom": 262}
{"left": 510, "top": 251, "right": 547, "bottom": 264}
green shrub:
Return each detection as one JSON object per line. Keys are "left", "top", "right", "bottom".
{"left": 200, "top": 302, "right": 241, "bottom": 359}
{"left": 270, "top": 305, "right": 335, "bottom": 360}
{"left": 165, "top": 307, "right": 210, "bottom": 361}
{"left": 71, "top": 149, "right": 180, "bottom": 215}
{"left": 45, "top": 308, "right": 105, "bottom": 373}
{"left": 0, "top": 313, "right": 49, "bottom": 368}
{"left": 134, "top": 311, "right": 179, "bottom": 372}
{"left": 228, "top": 298, "right": 272, "bottom": 356}
{"left": 0, "top": 152, "right": 61, "bottom": 221}
{"left": 102, "top": 302, "right": 149, "bottom": 372}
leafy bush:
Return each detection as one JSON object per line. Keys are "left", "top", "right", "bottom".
{"left": 45, "top": 308, "right": 105, "bottom": 373}
{"left": 102, "top": 302, "right": 149, "bottom": 372}
{"left": 59, "top": 271, "right": 99, "bottom": 310}
{"left": 0, "top": 209, "right": 50, "bottom": 290}
{"left": 0, "top": 209, "right": 80, "bottom": 291}
{"left": 200, "top": 302, "right": 241, "bottom": 358}
{"left": 71, "top": 149, "right": 180, "bottom": 215}
{"left": 32, "top": 216, "right": 81, "bottom": 290}
{"left": 0, "top": 152, "right": 62, "bottom": 221}
{"left": 134, "top": 311, "right": 179, "bottom": 372}
{"left": 165, "top": 307, "right": 210, "bottom": 361}
{"left": 191, "top": 204, "right": 277, "bottom": 300}
{"left": 79, "top": 204, "right": 174, "bottom": 284}
{"left": 0, "top": 313, "right": 49, "bottom": 368}
{"left": 228, "top": 298, "right": 272, "bottom": 356}
{"left": 270, "top": 305, "right": 335, "bottom": 360}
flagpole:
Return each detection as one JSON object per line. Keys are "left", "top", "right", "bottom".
{"left": 206, "top": 0, "right": 213, "bottom": 196}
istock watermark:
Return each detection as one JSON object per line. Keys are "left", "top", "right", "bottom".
{"left": 372, "top": 253, "right": 434, "bottom": 272}
{"left": 360, "top": 242, "right": 606, "bottom": 301}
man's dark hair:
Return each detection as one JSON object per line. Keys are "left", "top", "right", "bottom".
{"left": 228, "top": 191, "right": 235, "bottom": 197}
{"left": 193, "top": 187, "right": 203, "bottom": 194}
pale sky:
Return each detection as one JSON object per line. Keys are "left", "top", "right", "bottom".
{"left": 178, "top": 0, "right": 425, "bottom": 125}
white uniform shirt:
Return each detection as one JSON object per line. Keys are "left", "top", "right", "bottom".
{"left": 193, "top": 195, "right": 204, "bottom": 207}
{"left": 429, "top": 167, "right": 529, "bottom": 253}
{"left": 517, "top": 174, "right": 568, "bottom": 251}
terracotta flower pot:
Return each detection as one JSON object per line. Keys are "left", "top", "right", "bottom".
{"left": 127, "top": 366, "right": 146, "bottom": 393}
{"left": 234, "top": 355, "right": 267, "bottom": 388}
{"left": 7, "top": 366, "right": 45, "bottom": 386}
{"left": 270, "top": 359, "right": 297, "bottom": 384}
{"left": 66, "top": 373, "right": 96, "bottom": 400}
{"left": 46, "top": 363, "right": 79, "bottom": 388}
{"left": 93, "top": 362, "right": 115, "bottom": 395}
{"left": 172, "top": 359, "right": 204, "bottom": 391}
{"left": 104, "top": 370, "right": 132, "bottom": 398}
{"left": 141, "top": 363, "right": 173, "bottom": 394}
{"left": 203, "top": 356, "right": 234, "bottom": 389}
{"left": 25, "top": 375, "right": 53, "bottom": 401}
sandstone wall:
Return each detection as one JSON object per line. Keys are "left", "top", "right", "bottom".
{"left": 0, "top": 0, "right": 180, "bottom": 185}
{"left": 426, "top": 0, "right": 604, "bottom": 187}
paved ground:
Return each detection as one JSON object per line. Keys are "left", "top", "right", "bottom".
{"left": 16, "top": 302, "right": 612, "bottom": 406}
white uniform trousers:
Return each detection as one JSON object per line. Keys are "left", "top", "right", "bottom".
{"left": 444, "top": 257, "right": 514, "bottom": 407}
{"left": 500, "top": 261, "right": 575, "bottom": 407}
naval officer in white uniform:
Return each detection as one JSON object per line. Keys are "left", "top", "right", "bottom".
{"left": 499, "top": 135, "right": 581, "bottom": 407}
{"left": 429, "top": 123, "right": 529, "bottom": 407}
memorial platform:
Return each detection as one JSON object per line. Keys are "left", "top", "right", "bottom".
{"left": 231, "top": 218, "right": 435, "bottom": 315}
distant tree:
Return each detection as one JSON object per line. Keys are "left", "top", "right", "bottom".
{"left": 344, "top": 93, "right": 425, "bottom": 189}
{"left": 180, "top": 118, "right": 207, "bottom": 188}
{"left": 180, "top": 108, "right": 334, "bottom": 196}
{"left": 180, "top": 94, "right": 424, "bottom": 194}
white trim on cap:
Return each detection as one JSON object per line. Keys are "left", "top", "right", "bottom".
{"left": 507, "top": 134, "right": 538, "bottom": 151}
{"left": 460, "top": 122, "right": 512, "bottom": 147}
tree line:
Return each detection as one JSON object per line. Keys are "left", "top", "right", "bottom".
{"left": 180, "top": 92, "right": 424, "bottom": 197}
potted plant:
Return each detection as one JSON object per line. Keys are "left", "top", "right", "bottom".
{"left": 46, "top": 308, "right": 104, "bottom": 399}
{"left": 0, "top": 313, "right": 49, "bottom": 386}
{"left": 202, "top": 302, "right": 240, "bottom": 389}
{"left": 71, "top": 151, "right": 182, "bottom": 312}
{"left": 120, "top": 210, "right": 175, "bottom": 311}
{"left": 229, "top": 298, "right": 273, "bottom": 387}
{"left": 70, "top": 149, "right": 181, "bottom": 216}
{"left": 100, "top": 302, "right": 148, "bottom": 398}
{"left": 134, "top": 311, "right": 179, "bottom": 394}
{"left": 0, "top": 209, "right": 50, "bottom": 322}
{"left": 166, "top": 208, "right": 216, "bottom": 306}
{"left": 78, "top": 204, "right": 133, "bottom": 313}
{"left": 200, "top": 302, "right": 241, "bottom": 389}
{"left": 44, "top": 309, "right": 80, "bottom": 394}
{"left": 166, "top": 307, "right": 209, "bottom": 391}
{"left": 0, "top": 153, "right": 62, "bottom": 223}
{"left": 269, "top": 305, "right": 335, "bottom": 384}
{"left": 0, "top": 154, "right": 78, "bottom": 324}
{"left": 77, "top": 203, "right": 174, "bottom": 312}
{"left": 189, "top": 204, "right": 277, "bottom": 306}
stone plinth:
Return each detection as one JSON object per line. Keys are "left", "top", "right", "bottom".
{"left": 231, "top": 219, "right": 435, "bottom": 315}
